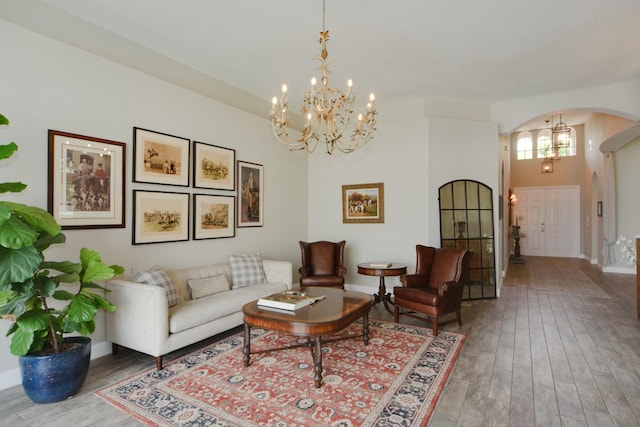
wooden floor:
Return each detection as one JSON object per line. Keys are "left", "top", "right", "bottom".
{"left": 2, "top": 257, "right": 638, "bottom": 426}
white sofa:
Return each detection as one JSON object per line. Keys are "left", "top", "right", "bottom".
{"left": 106, "top": 259, "right": 293, "bottom": 369}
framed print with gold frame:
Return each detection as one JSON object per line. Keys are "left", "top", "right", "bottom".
{"left": 237, "top": 161, "right": 263, "bottom": 227}
{"left": 342, "top": 182, "right": 384, "bottom": 223}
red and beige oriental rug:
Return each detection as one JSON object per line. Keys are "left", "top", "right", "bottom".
{"left": 96, "top": 321, "right": 465, "bottom": 427}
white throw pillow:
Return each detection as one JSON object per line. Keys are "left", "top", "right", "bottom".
{"left": 187, "top": 274, "right": 230, "bottom": 299}
{"left": 227, "top": 253, "right": 267, "bottom": 289}
{"left": 132, "top": 267, "right": 179, "bottom": 307}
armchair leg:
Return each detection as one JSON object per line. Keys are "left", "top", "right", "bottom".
{"left": 456, "top": 310, "right": 463, "bottom": 326}
{"left": 111, "top": 343, "right": 119, "bottom": 355}
{"left": 432, "top": 317, "right": 438, "bottom": 336}
{"left": 156, "top": 356, "right": 163, "bottom": 370}
{"left": 393, "top": 305, "right": 399, "bottom": 322}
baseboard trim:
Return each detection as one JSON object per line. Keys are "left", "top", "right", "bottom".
{"left": 0, "top": 339, "right": 113, "bottom": 391}
{"left": 602, "top": 265, "right": 635, "bottom": 274}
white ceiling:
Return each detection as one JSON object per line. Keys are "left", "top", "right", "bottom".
{"left": 3, "top": 0, "right": 640, "bottom": 131}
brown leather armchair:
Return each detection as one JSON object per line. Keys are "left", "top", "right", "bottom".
{"left": 298, "top": 240, "right": 347, "bottom": 289}
{"left": 393, "top": 245, "right": 472, "bottom": 336}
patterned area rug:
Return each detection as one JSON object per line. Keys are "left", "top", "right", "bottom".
{"left": 96, "top": 321, "right": 465, "bottom": 427}
{"left": 527, "top": 256, "right": 610, "bottom": 298}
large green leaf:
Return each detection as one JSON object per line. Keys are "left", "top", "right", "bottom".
{"left": 41, "top": 260, "right": 81, "bottom": 275}
{"left": 0, "top": 204, "right": 11, "bottom": 224}
{"left": 34, "top": 231, "right": 66, "bottom": 253}
{"left": 3, "top": 202, "right": 61, "bottom": 236}
{"left": 0, "top": 283, "right": 34, "bottom": 317}
{"left": 0, "top": 245, "right": 41, "bottom": 285}
{"left": 0, "top": 114, "right": 8, "bottom": 126}
{"left": 9, "top": 328, "right": 34, "bottom": 356}
{"left": 32, "top": 275, "right": 57, "bottom": 298}
{"left": 67, "top": 294, "right": 98, "bottom": 323}
{"left": 83, "top": 290, "right": 115, "bottom": 312}
{"left": 0, "top": 182, "right": 27, "bottom": 194}
{"left": 16, "top": 309, "right": 50, "bottom": 332}
{"left": 0, "top": 141, "right": 18, "bottom": 161}
{"left": 0, "top": 215, "right": 39, "bottom": 249}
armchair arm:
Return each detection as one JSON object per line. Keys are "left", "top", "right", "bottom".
{"left": 337, "top": 266, "right": 347, "bottom": 277}
{"left": 438, "top": 280, "right": 461, "bottom": 296}
{"left": 399, "top": 274, "right": 429, "bottom": 288}
{"left": 298, "top": 266, "right": 310, "bottom": 278}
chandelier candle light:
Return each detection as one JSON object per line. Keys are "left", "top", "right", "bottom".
{"left": 270, "top": 0, "right": 377, "bottom": 154}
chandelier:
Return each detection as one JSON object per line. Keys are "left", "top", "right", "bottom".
{"left": 270, "top": 0, "right": 377, "bottom": 154}
{"left": 541, "top": 114, "right": 571, "bottom": 173}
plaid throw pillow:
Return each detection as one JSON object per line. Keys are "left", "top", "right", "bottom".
{"left": 132, "top": 267, "right": 179, "bottom": 307}
{"left": 227, "top": 254, "right": 267, "bottom": 289}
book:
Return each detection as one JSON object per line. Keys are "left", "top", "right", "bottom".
{"left": 369, "top": 262, "right": 392, "bottom": 268}
{"left": 257, "top": 290, "right": 326, "bottom": 311}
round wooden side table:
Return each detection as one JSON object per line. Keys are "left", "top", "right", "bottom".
{"left": 357, "top": 262, "right": 407, "bottom": 314}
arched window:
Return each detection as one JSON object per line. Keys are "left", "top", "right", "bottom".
{"left": 516, "top": 131, "right": 533, "bottom": 160}
{"left": 536, "top": 129, "right": 552, "bottom": 158}
{"left": 555, "top": 127, "right": 577, "bottom": 157}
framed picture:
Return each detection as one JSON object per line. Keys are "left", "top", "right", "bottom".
{"left": 132, "top": 190, "right": 189, "bottom": 244}
{"left": 193, "top": 194, "right": 235, "bottom": 240}
{"left": 133, "top": 127, "right": 190, "bottom": 186}
{"left": 193, "top": 141, "right": 235, "bottom": 190}
{"left": 342, "top": 182, "right": 384, "bottom": 223}
{"left": 48, "top": 130, "right": 125, "bottom": 229}
{"left": 237, "top": 161, "right": 264, "bottom": 227}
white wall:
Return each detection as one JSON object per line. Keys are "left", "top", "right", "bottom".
{"left": 614, "top": 136, "right": 640, "bottom": 270}
{"left": 307, "top": 118, "right": 430, "bottom": 289}
{"left": 0, "top": 20, "right": 307, "bottom": 386}
{"left": 307, "top": 116, "right": 501, "bottom": 293}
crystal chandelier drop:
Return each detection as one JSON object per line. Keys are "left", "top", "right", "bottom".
{"left": 270, "top": 0, "right": 377, "bottom": 154}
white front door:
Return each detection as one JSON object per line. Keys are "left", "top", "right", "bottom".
{"left": 514, "top": 186, "right": 580, "bottom": 257}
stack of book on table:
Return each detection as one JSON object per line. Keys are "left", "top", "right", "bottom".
{"left": 257, "top": 291, "right": 326, "bottom": 311}
{"left": 369, "top": 262, "right": 392, "bottom": 268}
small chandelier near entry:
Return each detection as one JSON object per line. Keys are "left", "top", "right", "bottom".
{"left": 540, "top": 114, "right": 571, "bottom": 173}
{"left": 270, "top": 0, "right": 377, "bottom": 154}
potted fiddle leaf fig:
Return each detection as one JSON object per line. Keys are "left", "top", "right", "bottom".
{"left": 0, "top": 113, "right": 124, "bottom": 403}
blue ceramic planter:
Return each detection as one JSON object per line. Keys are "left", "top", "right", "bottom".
{"left": 19, "top": 337, "right": 91, "bottom": 404}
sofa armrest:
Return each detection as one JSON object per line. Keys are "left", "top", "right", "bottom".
{"left": 105, "top": 279, "right": 169, "bottom": 357}
{"left": 263, "top": 260, "right": 293, "bottom": 289}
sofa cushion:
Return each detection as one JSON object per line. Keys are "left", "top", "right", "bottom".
{"left": 227, "top": 253, "right": 267, "bottom": 289}
{"left": 187, "top": 274, "right": 230, "bottom": 299}
{"left": 132, "top": 267, "right": 179, "bottom": 307}
{"left": 166, "top": 263, "right": 231, "bottom": 303}
{"left": 168, "top": 281, "right": 288, "bottom": 333}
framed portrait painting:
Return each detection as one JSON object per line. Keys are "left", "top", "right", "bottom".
{"left": 193, "top": 194, "right": 235, "bottom": 240}
{"left": 133, "top": 127, "right": 190, "bottom": 186}
{"left": 342, "top": 182, "right": 384, "bottom": 223}
{"left": 132, "top": 190, "right": 190, "bottom": 244}
{"left": 193, "top": 141, "right": 235, "bottom": 190}
{"left": 48, "top": 130, "right": 125, "bottom": 229}
{"left": 237, "top": 161, "right": 264, "bottom": 227}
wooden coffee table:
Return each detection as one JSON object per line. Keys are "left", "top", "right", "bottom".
{"left": 242, "top": 287, "right": 372, "bottom": 388}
